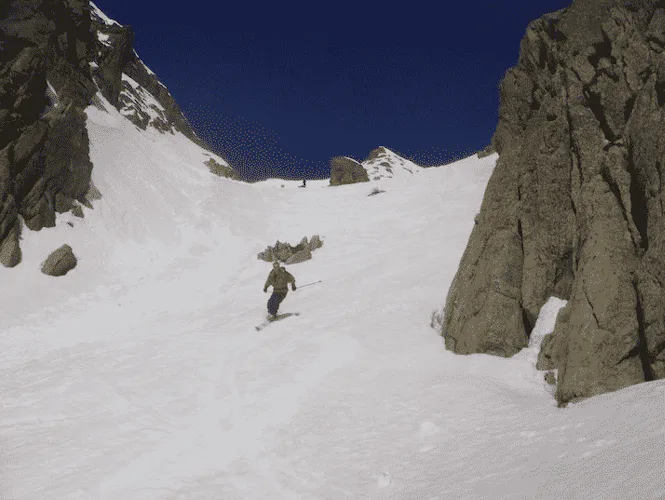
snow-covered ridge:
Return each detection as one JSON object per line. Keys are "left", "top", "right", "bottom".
{"left": 362, "top": 146, "right": 424, "bottom": 181}
{"left": 119, "top": 73, "right": 169, "bottom": 127}
{"left": 90, "top": 1, "right": 121, "bottom": 27}
{"left": 88, "top": 1, "right": 213, "bottom": 149}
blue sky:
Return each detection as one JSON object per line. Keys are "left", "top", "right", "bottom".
{"left": 99, "top": 1, "right": 571, "bottom": 180}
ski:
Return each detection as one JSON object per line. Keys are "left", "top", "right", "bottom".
{"left": 255, "top": 312, "right": 300, "bottom": 331}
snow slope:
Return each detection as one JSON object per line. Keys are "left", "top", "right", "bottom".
{"left": 1, "top": 95, "right": 664, "bottom": 500}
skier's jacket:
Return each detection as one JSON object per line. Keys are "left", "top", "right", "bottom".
{"left": 264, "top": 267, "right": 296, "bottom": 293}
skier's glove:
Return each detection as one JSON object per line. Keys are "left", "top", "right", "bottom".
{"left": 292, "top": 285, "right": 297, "bottom": 291}
{"left": 263, "top": 288, "right": 268, "bottom": 293}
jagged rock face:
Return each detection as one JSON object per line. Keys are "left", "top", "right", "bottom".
{"left": 329, "top": 157, "right": 369, "bottom": 186}
{"left": 0, "top": 0, "right": 96, "bottom": 261}
{"left": 444, "top": 0, "right": 665, "bottom": 405}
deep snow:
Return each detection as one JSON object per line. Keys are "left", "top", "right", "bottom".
{"left": 1, "top": 93, "right": 664, "bottom": 500}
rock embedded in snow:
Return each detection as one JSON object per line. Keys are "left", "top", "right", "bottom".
{"left": 0, "top": 0, "right": 97, "bottom": 262}
{"left": 444, "top": 1, "right": 665, "bottom": 405}
{"left": 205, "top": 158, "right": 242, "bottom": 181}
{"left": 71, "top": 203, "right": 84, "bottom": 218}
{"left": 329, "top": 156, "right": 369, "bottom": 186}
{"left": 368, "top": 187, "right": 386, "bottom": 196}
{"left": 41, "top": 244, "right": 77, "bottom": 277}
{"left": 258, "top": 235, "right": 322, "bottom": 264}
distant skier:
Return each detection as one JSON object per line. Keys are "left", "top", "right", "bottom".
{"left": 263, "top": 261, "right": 296, "bottom": 317}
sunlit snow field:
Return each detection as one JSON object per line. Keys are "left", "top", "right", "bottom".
{"left": 1, "top": 96, "right": 664, "bottom": 500}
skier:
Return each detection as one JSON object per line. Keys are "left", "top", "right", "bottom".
{"left": 263, "top": 261, "right": 296, "bottom": 317}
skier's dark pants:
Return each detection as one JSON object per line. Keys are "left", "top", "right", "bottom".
{"left": 267, "top": 291, "right": 287, "bottom": 315}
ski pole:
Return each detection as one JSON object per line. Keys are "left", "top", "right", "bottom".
{"left": 298, "top": 280, "right": 321, "bottom": 289}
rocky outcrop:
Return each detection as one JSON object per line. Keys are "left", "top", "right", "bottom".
{"left": 477, "top": 144, "right": 496, "bottom": 158}
{"left": 0, "top": 1, "right": 240, "bottom": 268}
{"left": 285, "top": 247, "right": 312, "bottom": 265}
{"left": 443, "top": 0, "right": 665, "bottom": 405}
{"left": 329, "top": 157, "right": 369, "bottom": 186}
{"left": 205, "top": 158, "right": 242, "bottom": 180}
{"left": 258, "top": 235, "right": 323, "bottom": 264}
{"left": 41, "top": 244, "right": 77, "bottom": 276}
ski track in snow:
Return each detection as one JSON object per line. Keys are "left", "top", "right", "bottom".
{"left": 1, "top": 90, "right": 665, "bottom": 499}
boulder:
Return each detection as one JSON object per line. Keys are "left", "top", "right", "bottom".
{"left": 0, "top": 0, "right": 96, "bottom": 263}
{"left": 41, "top": 244, "right": 77, "bottom": 276}
{"left": 258, "top": 234, "right": 323, "bottom": 264}
{"left": 443, "top": 2, "right": 665, "bottom": 405}
{"left": 329, "top": 156, "right": 369, "bottom": 186}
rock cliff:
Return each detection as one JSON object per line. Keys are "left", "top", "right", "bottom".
{"left": 443, "top": 0, "right": 665, "bottom": 405}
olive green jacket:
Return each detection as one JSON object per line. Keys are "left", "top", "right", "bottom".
{"left": 264, "top": 268, "right": 296, "bottom": 293}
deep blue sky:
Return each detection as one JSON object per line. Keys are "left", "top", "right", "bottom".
{"left": 98, "top": 1, "right": 571, "bottom": 180}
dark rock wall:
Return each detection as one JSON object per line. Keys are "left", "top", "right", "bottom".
{"left": 444, "top": 0, "right": 665, "bottom": 405}
{"left": 0, "top": 0, "right": 96, "bottom": 267}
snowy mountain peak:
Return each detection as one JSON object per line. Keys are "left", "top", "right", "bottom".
{"left": 362, "top": 146, "right": 423, "bottom": 181}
